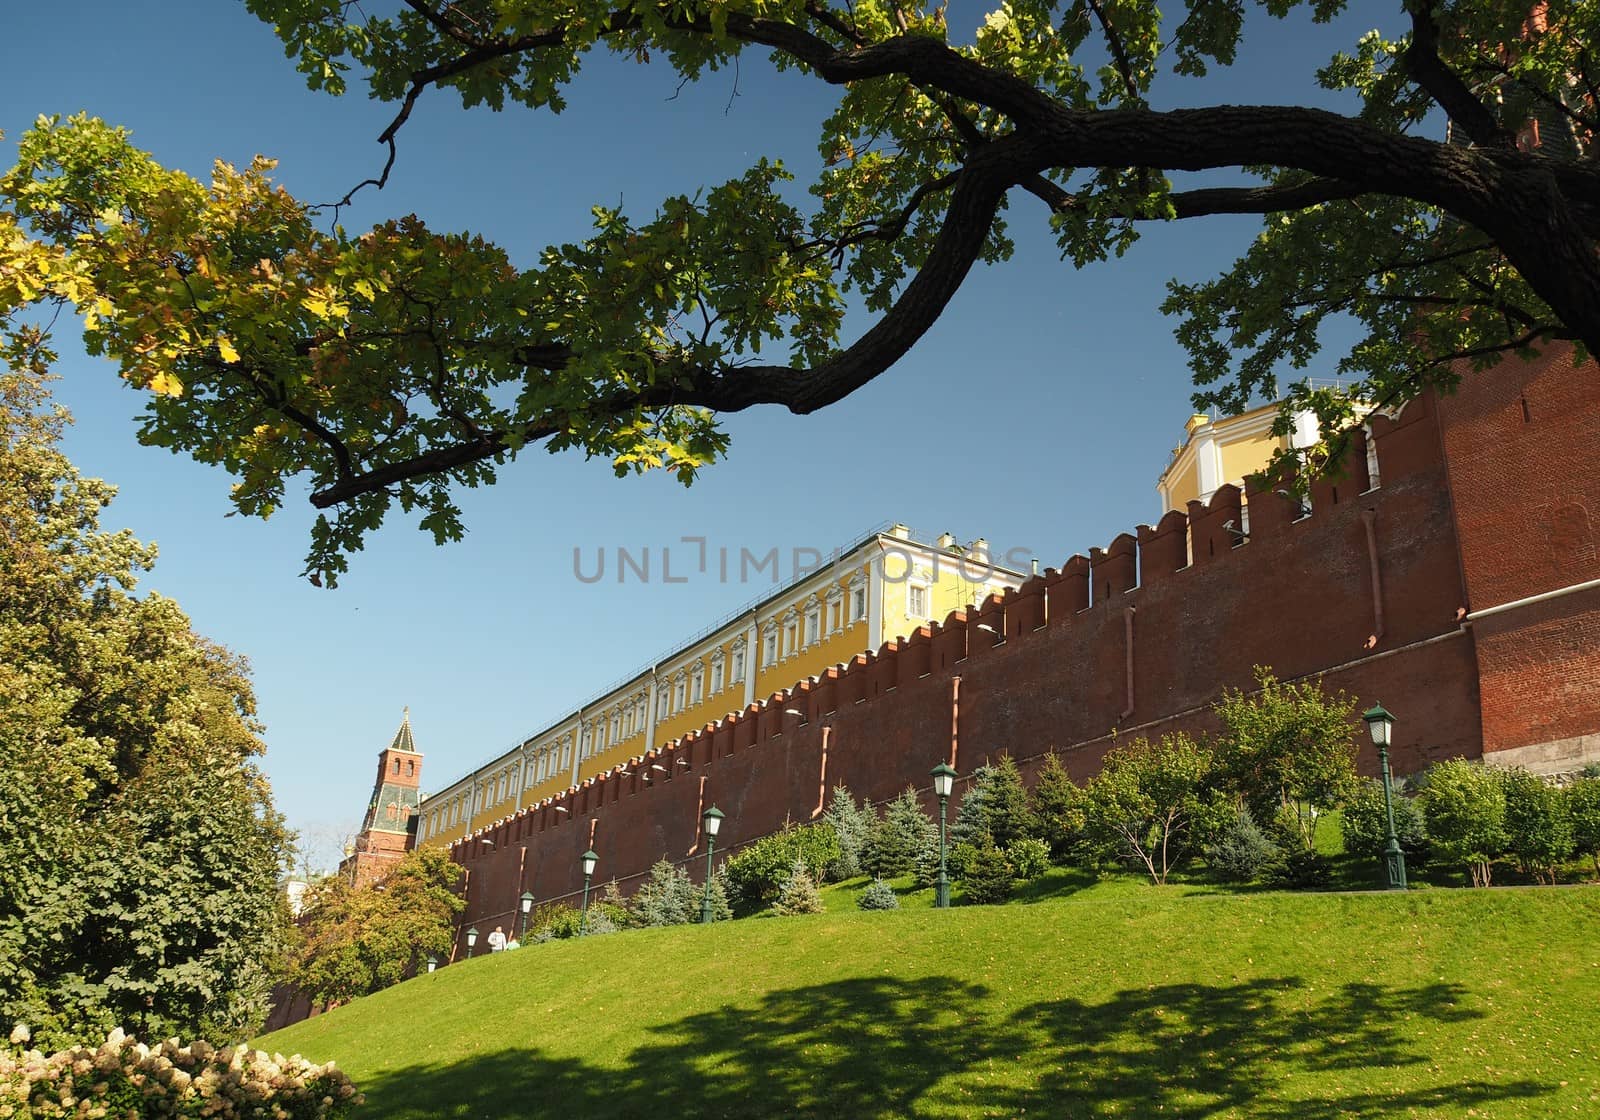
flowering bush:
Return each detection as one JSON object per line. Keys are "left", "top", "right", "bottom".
{"left": 1, "top": 1025, "right": 361, "bottom": 1119}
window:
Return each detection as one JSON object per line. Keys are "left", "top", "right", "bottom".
{"left": 763, "top": 628, "right": 778, "bottom": 667}
{"left": 850, "top": 584, "right": 867, "bottom": 623}
{"left": 611, "top": 710, "right": 621, "bottom": 742}
{"left": 392, "top": 758, "right": 401, "bottom": 775}
{"left": 805, "top": 605, "right": 821, "bottom": 645}
{"left": 658, "top": 690, "right": 670, "bottom": 720}
{"left": 406, "top": 759, "right": 414, "bottom": 777}
{"left": 732, "top": 641, "right": 746, "bottom": 681}
{"left": 691, "top": 665, "right": 704, "bottom": 705}
{"left": 711, "top": 658, "right": 724, "bottom": 694}
{"left": 674, "top": 675, "right": 687, "bottom": 711}
{"left": 828, "top": 598, "right": 842, "bottom": 632}
{"left": 908, "top": 583, "right": 929, "bottom": 618}
{"left": 784, "top": 620, "right": 798, "bottom": 657}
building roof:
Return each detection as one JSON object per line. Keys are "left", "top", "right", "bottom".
{"left": 390, "top": 707, "right": 419, "bottom": 753}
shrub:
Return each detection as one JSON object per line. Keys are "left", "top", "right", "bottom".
{"left": 960, "top": 839, "right": 1015, "bottom": 905}
{"left": 1081, "top": 733, "right": 1226, "bottom": 884}
{"left": 1501, "top": 768, "right": 1573, "bottom": 884}
{"left": 823, "top": 786, "right": 874, "bottom": 880}
{"left": 1006, "top": 837, "right": 1052, "bottom": 881}
{"left": 530, "top": 906, "right": 586, "bottom": 942}
{"left": 1567, "top": 775, "right": 1600, "bottom": 877}
{"left": 952, "top": 755, "right": 1034, "bottom": 850}
{"left": 1213, "top": 668, "right": 1359, "bottom": 852}
{"left": 1272, "top": 849, "right": 1333, "bottom": 889}
{"left": 864, "top": 788, "right": 938, "bottom": 879}
{"left": 0, "top": 1027, "right": 361, "bottom": 1119}
{"left": 1339, "top": 778, "right": 1430, "bottom": 867}
{"left": 771, "top": 859, "right": 824, "bottom": 916}
{"left": 1420, "top": 760, "right": 1507, "bottom": 887}
{"left": 1204, "top": 808, "right": 1283, "bottom": 883}
{"left": 1029, "top": 752, "right": 1088, "bottom": 863}
{"left": 722, "top": 822, "right": 840, "bottom": 911}
{"left": 856, "top": 879, "right": 900, "bottom": 911}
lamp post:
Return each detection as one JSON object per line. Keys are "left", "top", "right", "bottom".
{"left": 426, "top": 956, "right": 438, "bottom": 974}
{"left": 465, "top": 926, "right": 479, "bottom": 959}
{"left": 579, "top": 849, "right": 598, "bottom": 933}
{"left": 519, "top": 891, "right": 534, "bottom": 940}
{"left": 1362, "top": 704, "right": 1408, "bottom": 890}
{"left": 930, "top": 763, "right": 957, "bottom": 908}
{"left": 700, "top": 805, "right": 725, "bottom": 924}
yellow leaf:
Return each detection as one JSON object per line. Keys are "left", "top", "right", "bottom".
{"left": 148, "top": 371, "right": 184, "bottom": 397}
{"left": 217, "top": 335, "right": 241, "bottom": 364}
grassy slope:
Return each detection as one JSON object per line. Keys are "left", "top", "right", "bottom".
{"left": 260, "top": 881, "right": 1600, "bottom": 1119}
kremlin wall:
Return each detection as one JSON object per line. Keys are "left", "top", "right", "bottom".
{"left": 276, "top": 341, "right": 1595, "bottom": 1018}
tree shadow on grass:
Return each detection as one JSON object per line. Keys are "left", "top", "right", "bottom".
{"left": 356, "top": 975, "right": 1553, "bottom": 1119}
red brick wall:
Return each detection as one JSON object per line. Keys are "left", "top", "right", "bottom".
{"left": 1433, "top": 344, "right": 1600, "bottom": 764}
{"left": 443, "top": 392, "right": 1490, "bottom": 951}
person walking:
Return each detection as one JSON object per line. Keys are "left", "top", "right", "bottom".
{"left": 487, "top": 925, "right": 507, "bottom": 953}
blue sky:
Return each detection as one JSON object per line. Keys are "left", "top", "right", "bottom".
{"left": 1, "top": 0, "right": 1401, "bottom": 868}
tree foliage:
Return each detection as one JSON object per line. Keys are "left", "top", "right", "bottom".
{"left": 1567, "top": 774, "right": 1600, "bottom": 878}
{"left": 822, "top": 785, "right": 873, "bottom": 880}
{"left": 1028, "top": 752, "right": 1088, "bottom": 864}
{"left": 1418, "top": 759, "right": 1507, "bottom": 887}
{"left": 1499, "top": 768, "right": 1573, "bottom": 884}
{"left": 1213, "top": 669, "right": 1359, "bottom": 853}
{"left": 289, "top": 846, "right": 465, "bottom": 1007}
{"left": 0, "top": 370, "right": 293, "bottom": 1048}
{"left": 1081, "top": 733, "right": 1225, "bottom": 884}
{"left": 4, "top": 0, "right": 1599, "bottom": 579}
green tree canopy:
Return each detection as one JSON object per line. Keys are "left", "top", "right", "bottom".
{"left": 290, "top": 846, "right": 466, "bottom": 1007}
{"left": 3, "top": 0, "right": 1599, "bottom": 579}
{"left": 0, "top": 370, "right": 293, "bottom": 1048}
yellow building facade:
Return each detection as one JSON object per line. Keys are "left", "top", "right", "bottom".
{"left": 1155, "top": 402, "right": 1321, "bottom": 514}
{"left": 416, "top": 525, "right": 1026, "bottom": 848}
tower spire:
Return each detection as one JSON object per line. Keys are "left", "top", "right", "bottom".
{"left": 390, "top": 707, "right": 418, "bottom": 753}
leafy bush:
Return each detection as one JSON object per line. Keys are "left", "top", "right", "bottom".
{"left": 864, "top": 788, "right": 938, "bottom": 879}
{"left": 1339, "top": 779, "right": 1429, "bottom": 866}
{"left": 1420, "top": 760, "right": 1507, "bottom": 887}
{"left": 1204, "top": 808, "right": 1283, "bottom": 883}
{"left": 856, "top": 879, "right": 900, "bottom": 911}
{"left": 530, "top": 906, "right": 586, "bottom": 942}
{"left": 960, "top": 839, "right": 1015, "bottom": 905}
{"left": 1081, "top": 733, "right": 1226, "bottom": 884}
{"left": 771, "top": 859, "right": 824, "bottom": 916}
{"left": 0, "top": 1027, "right": 361, "bottom": 1119}
{"left": 1501, "top": 768, "right": 1573, "bottom": 883}
{"left": 1006, "top": 837, "right": 1052, "bottom": 881}
{"left": 823, "top": 786, "right": 874, "bottom": 880}
{"left": 1567, "top": 775, "right": 1600, "bottom": 877}
{"left": 1213, "top": 668, "right": 1359, "bottom": 853}
{"left": 1029, "top": 752, "right": 1088, "bottom": 863}
{"left": 952, "top": 755, "right": 1034, "bottom": 850}
{"left": 722, "top": 822, "right": 840, "bottom": 911}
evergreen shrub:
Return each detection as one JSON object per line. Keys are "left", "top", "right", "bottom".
{"left": 1204, "top": 808, "right": 1283, "bottom": 883}
{"left": 960, "top": 839, "right": 1015, "bottom": 905}
{"left": 1005, "top": 837, "right": 1051, "bottom": 881}
{"left": 856, "top": 879, "right": 900, "bottom": 911}
{"left": 771, "top": 859, "right": 824, "bottom": 916}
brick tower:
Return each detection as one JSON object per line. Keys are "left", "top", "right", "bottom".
{"left": 339, "top": 709, "right": 424, "bottom": 886}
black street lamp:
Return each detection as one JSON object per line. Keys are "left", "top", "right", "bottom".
{"left": 426, "top": 956, "right": 438, "bottom": 974}
{"left": 930, "top": 763, "right": 958, "bottom": 908}
{"left": 519, "top": 891, "right": 535, "bottom": 940}
{"left": 580, "top": 849, "right": 599, "bottom": 933}
{"left": 1362, "top": 704, "right": 1408, "bottom": 890}
{"left": 465, "top": 926, "right": 479, "bottom": 959}
{"left": 700, "top": 805, "right": 725, "bottom": 924}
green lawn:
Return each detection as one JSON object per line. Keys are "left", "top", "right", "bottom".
{"left": 259, "top": 881, "right": 1600, "bottom": 1119}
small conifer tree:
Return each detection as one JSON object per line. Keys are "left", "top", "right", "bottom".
{"left": 952, "top": 755, "right": 1034, "bottom": 849}
{"left": 856, "top": 878, "right": 900, "bottom": 911}
{"left": 628, "top": 859, "right": 699, "bottom": 926}
{"left": 864, "top": 787, "right": 938, "bottom": 878}
{"left": 1030, "top": 752, "right": 1088, "bottom": 862}
{"left": 771, "top": 858, "right": 824, "bottom": 915}
{"left": 823, "top": 785, "right": 874, "bottom": 880}
{"left": 960, "top": 838, "right": 1015, "bottom": 905}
